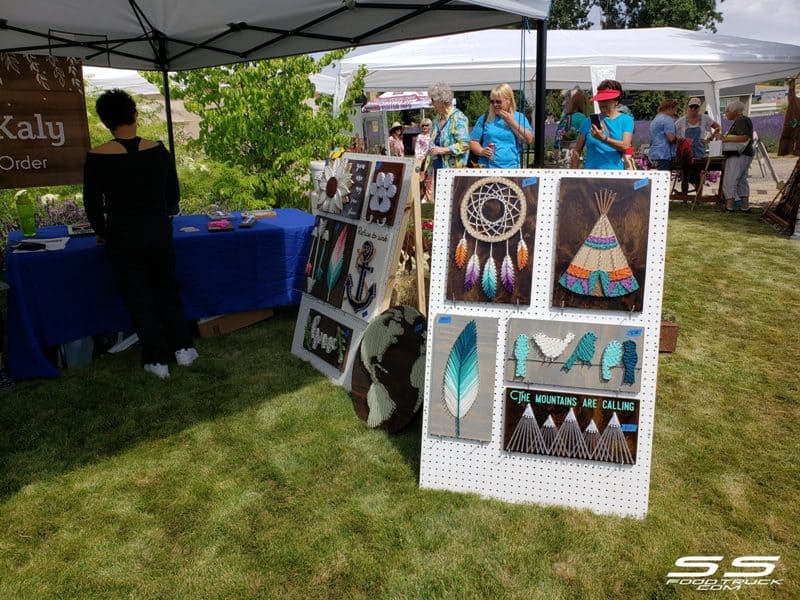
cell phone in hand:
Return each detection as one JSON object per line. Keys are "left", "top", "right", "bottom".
{"left": 590, "top": 113, "right": 602, "bottom": 128}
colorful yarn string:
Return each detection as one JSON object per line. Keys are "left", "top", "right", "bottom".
{"left": 622, "top": 340, "right": 638, "bottom": 385}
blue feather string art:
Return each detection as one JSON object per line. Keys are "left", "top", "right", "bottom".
{"left": 442, "top": 320, "right": 480, "bottom": 438}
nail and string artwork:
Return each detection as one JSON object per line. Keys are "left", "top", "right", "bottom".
{"left": 504, "top": 388, "right": 639, "bottom": 465}
{"left": 552, "top": 178, "right": 651, "bottom": 312}
{"left": 506, "top": 318, "right": 643, "bottom": 393}
{"left": 446, "top": 175, "right": 538, "bottom": 305}
{"left": 364, "top": 161, "right": 406, "bottom": 227}
{"left": 427, "top": 315, "right": 497, "bottom": 442}
{"left": 305, "top": 216, "right": 357, "bottom": 308}
{"left": 302, "top": 309, "right": 354, "bottom": 372}
{"left": 350, "top": 305, "right": 427, "bottom": 433}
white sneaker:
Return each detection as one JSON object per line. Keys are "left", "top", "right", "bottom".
{"left": 143, "top": 363, "right": 170, "bottom": 379}
{"left": 175, "top": 347, "right": 199, "bottom": 367}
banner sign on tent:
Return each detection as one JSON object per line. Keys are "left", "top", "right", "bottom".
{"left": 0, "top": 53, "right": 90, "bottom": 189}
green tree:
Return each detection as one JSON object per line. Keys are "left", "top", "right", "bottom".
{"left": 548, "top": 0, "right": 594, "bottom": 29}
{"left": 631, "top": 90, "right": 688, "bottom": 120}
{"left": 597, "top": 0, "right": 722, "bottom": 31}
{"left": 144, "top": 52, "right": 365, "bottom": 209}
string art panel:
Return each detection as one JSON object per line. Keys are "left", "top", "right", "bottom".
{"left": 420, "top": 168, "right": 670, "bottom": 518}
{"left": 552, "top": 178, "right": 651, "bottom": 312}
{"left": 446, "top": 175, "right": 538, "bottom": 305}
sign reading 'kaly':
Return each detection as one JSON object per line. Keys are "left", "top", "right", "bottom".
{"left": 0, "top": 53, "right": 90, "bottom": 189}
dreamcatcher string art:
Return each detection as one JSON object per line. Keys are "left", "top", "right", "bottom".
{"left": 559, "top": 189, "right": 639, "bottom": 298}
{"left": 454, "top": 177, "right": 529, "bottom": 300}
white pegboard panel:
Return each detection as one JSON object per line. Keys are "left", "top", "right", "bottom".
{"left": 420, "top": 168, "right": 670, "bottom": 518}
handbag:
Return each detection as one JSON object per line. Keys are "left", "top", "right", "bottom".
{"left": 467, "top": 112, "right": 488, "bottom": 168}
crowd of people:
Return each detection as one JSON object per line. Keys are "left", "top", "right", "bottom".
{"left": 375, "top": 79, "right": 753, "bottom": 211}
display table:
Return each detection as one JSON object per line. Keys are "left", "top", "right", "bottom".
{"left": 670, "top": 156, "right": 727, "bottom": 203}
{"left": 5, "top": 209, "right": 314, "bottom": 380}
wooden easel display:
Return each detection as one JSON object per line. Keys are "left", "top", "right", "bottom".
{"left": 762, "top": 156, "right": 800, "bottom": 235}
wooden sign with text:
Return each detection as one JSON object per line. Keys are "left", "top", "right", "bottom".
{"left": 0, "top": 53, "right": 90, "bottom": 189}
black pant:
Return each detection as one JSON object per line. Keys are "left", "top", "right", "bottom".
{"left": 107, "top": 220, "right": 191, "bottom": 365}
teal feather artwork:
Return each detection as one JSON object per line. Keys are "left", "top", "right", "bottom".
{"left": 562, "top": 331, "right": 597, "bottom": 372}
{"left": 442, "top": 320, "right": 480, "bottom": 438}
{"left": 326, "top": 225, "right": 347, "bottom": 302}
{"left": 600, "top": 340, "right": 623, "bottom": 381}
{"left": 513, "top": 334, "right": 529, "bottom": 378}
{"left": 481, "top": 246, "right": 497, "bottom": 299}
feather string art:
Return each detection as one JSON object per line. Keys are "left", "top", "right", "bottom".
{"left": 501, "top": 239, "right": 515, "bottom": 294}
{"left": 516, "top": 232, "right": 529, "bottom": 271}
{"left": 562, "top": 331, "right": 597, "bottom": 372}
{"left": 513, "top": 334, "right": 530, "bottom": 378}
{"left": 454, "top": 232, "right": 468, "bottom": 269}
{"left": 464, "top": 240, "right": 480, "bottom": 291}
{"left": 621, "top": 340, "right": 638, "bottom": 385}
{"left": 481, "top": 243, "right": 498, "bottom": 299}
{"left": 442, "top": 320, "right": 480, "bottom": 438}
{"left": 600, "top": 340, "right": 623, "bottom": 381}
{"left": 532, "top": 331, "right": 575, "bottom": 361}
{"left": 326, "top": 225, "right": 347, "bottom": 302}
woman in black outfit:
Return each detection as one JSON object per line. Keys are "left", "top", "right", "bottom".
{"left": 83, "top": 89, "right": 197, "bottom": 379}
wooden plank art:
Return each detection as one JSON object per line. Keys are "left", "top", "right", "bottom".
{"left": 350, "top": 305, "right": 426, "bottom": 432}
{"left": 305, "top": 216, "right": 357, "bottom": 307}
{"left": 506, "top": 319, "right": 644, "bottom": 393}
{"left": 301, "top": 309, "right": 354, "bottom": 372}
{"left": 364, "top": 160, "right": 406, "bottom": 226}
{"left": 446, "top": 174, "right": 538, "bottom": 305}
{"left": 428, "top": 315, "right": 497, "bottom": 442}
{"left": 504, "top": 388, "right": 639, "bottom": 464}
{"left": 340, "top": 226, "right": 389, "bottom": 320}
{"left": 340, "top": 158, "right": 373, "bottom": 220}
{"left": 552, "top": 177, "right": 651, "bottom": 312}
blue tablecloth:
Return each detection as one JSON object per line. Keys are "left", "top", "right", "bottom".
{"left": 5, "top": 209, "right": 314, "bottom": 380}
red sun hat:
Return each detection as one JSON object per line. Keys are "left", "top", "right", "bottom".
{"left": 591, "top": 88, "right": 621, "bottom": 102}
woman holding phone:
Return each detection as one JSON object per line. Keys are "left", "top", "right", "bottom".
{"left": 570, "top": 79, "right": 634, "bottom": 170}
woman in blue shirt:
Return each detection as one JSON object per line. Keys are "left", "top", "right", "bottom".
{"left": 570, "top": 80, "right": 634, "bottom": 170}
{"left": 469, "top": 83, "right": 533, "bottom": 168}
{"left": 647, "top": 98, "right": 678, "bottom": 170}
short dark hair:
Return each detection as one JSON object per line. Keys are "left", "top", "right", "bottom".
{"left": 95, "top": 89, "right": 137, "bottom": 131}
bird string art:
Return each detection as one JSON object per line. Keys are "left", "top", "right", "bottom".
{"left": 454, "top": 177, "right": 529, "bottom": 299}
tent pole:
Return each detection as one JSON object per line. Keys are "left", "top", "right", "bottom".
{"left": 533, "top": 19, "right": 547, "bottom": 167}
{"left": 161, "top": 68, "right": 175, "bottom": 157}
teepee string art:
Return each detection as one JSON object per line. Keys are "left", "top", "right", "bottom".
{"left": 455, "top": 177, "right": 528, "bottom": 298}
{"left": 559, "top": 189, "right": 639, "bottom": 298}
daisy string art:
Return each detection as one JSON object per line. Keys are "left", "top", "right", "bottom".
{"left": 312, "top": 158, "right": 353, "bottom": 215}
{"left": 454, "top": 177, "right": 528, "bottom": 299}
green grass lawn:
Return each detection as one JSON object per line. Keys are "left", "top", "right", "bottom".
{"left": 2, "top": 203, "right": 799, "bottom": 599}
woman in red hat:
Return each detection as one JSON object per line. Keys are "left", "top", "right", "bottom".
{"left": 570, "top": 80, "right": 634, "bottom": 170}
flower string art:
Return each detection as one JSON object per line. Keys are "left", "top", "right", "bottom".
{"left": 454, "top": 177, "right": 528, "bottom": 299}
{"left": 367, "top": 171, "right": 397, "bottom": 224}
{"left": 312, "top": 158, "right": 353, "bottom": 214}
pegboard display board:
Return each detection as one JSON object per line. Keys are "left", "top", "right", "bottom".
{"left": 420, "top": 168, "right": 670, "bottom": 518}
{"left": 292, "top": 153, "right": 414, "bottom": 390}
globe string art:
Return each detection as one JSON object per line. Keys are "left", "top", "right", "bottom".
{"left": 559, "top": 188, "right": 639, "bottom": 298}
{"left": 454, "top": 177, "right": 528, "bottom": 299}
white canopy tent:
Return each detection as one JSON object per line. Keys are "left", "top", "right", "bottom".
{"left": 1, "top": 0, "right": 552, "bottom": 160}
{"left": 325, "top": 27, "right": 800, "bottom": 120}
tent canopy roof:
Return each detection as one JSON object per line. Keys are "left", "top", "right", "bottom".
{"left": 0, "top": 0, "right": 550, "bottom": 70}
{"left": 328, "top": 27, "right": 800, "bottom": 92}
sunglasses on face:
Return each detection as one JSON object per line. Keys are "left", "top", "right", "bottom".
{"left": 689, "top": 105, "right": 700, "bottom": 109}
{"left": 490, "top": 99, "right": 504, "bottom": 105}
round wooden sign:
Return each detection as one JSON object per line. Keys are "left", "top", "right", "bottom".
{"left": 351, "top": 305, "right": 427, "bottom": 433}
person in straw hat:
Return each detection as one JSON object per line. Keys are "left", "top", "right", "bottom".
{"left": 387, "top": 121, "right": 405, "bottom": 157}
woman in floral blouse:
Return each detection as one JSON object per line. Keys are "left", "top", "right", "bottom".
{"left": 427, "top": 81, "right": 470, "bottom": 199}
